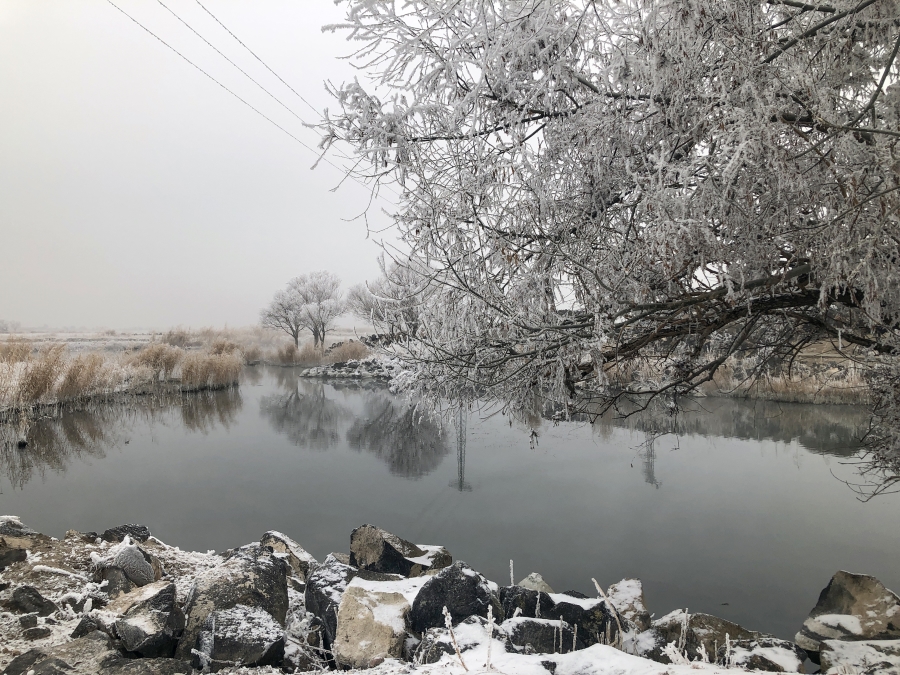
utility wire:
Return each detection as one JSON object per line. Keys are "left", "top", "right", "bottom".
{"left": 105, "top": 0, "right": 389, "bottom": 199}
{"left": 194, "top": 0, "right": 323, "bottom": 120}
{"left": 155, "top": 0, "right": 309, "bottom": 127}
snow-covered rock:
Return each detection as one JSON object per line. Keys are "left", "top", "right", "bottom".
{"left": 518, "top": 573, "right": 554, "bottom": 594}
{"left": 349, "top": 524, "right": 451, "bottom": 578}
{"left": 819, "top": 638, "right": 900, "bottom": 674}
{"left": 504, "top": 616, "right": 584, "bottom": 654}
{"left": 192, "top": 604, "right": 286, "bottom": 672}
{"left": 0, "top": 515, "right": 40, "bottom": 549}
{"left": 333, "top": 579, "right": 412, "bottom": 668}
{"left": 795, "top": 570, "right": 900, "bottom": 657}
{"left": 638, "top": 610, "right": 758, "bottom": 664}
{"left": 409, "top": 561, "right": 503, "bottom": 633}
{"left": 109, "top": 537, "right": 160, "bottom": 587}
{"left": 2, "top": 630, "right": 118, "bottom": 675}
{"left": 607, "top": 579, "right": 650, "bottom": 632}
{"left": 260, "top": 531, "right": 317, "bottom": 582}
{"left": 716, "top": 637, "right": 806, "bottom": 672}
{"left": 175, "top": 543, "right": 289, "bottom": 660}
{"left": 111, "top": 581, "right": 184, "bottom": 657}
{"left": 100, "top": 524, "right": 151, "bottom": 544}
{"left": 2, "top": 585, "right": 59, "bottom": 616}
{"left": 304, "top": 552, "right": 359, "bottom": 650}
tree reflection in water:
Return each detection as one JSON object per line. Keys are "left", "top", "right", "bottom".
{"left": 347, "top": 394, "right": 448, "bottom": 478}
{"left": 259, "top": 376, "right": 449, "bottom": 477}
{"left": 0, "top": 389, "right": 242, "bottom": 490}
{"left": 259, "top": 380, "right": 348, "bottom": 450}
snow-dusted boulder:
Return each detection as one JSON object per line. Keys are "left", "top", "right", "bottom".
{"left": 175, "top": 543, "right": 289, "bottom": 660}
{"left": 110, "top": 537, "right": 160, "bottom": 587}
{"left": 414, "top": 614, "right": 501, "bottom": 665}
{"left": 607, "top": 579, "right": 651, "bottom": 632}
{"left": 716, "top": 637, "right": 807, "bottom": 672}
{"left": 349, "top": 524, "right": 452, "bottom": 578}
{"left": 0, "top": 515, "right": 40, "bottom": 549}
{"left": 111, "top": 581, "right": 184, "bottom": 657}
{"left": 100, "top": 524, "right": 151, "bottom": 544}
{"left": 260, "top": 530, "right": 317, "bottom": 582}
{"left": 98, "top": 657, "right": 193, "bottom": 674}
{"left": 3, "top": 631, "right": 117, "bottom": 675}
{"left": 500, "top": 585, "right": 555, "bottom": 621}
{"left": 518, "top": 573, "right": 555, "bottom": 594}
{"left": 333, "top": 579, "right": 412, "bottom": 668}
{"left": 2, "top": 585, "right": 58, "bottom": 616}
{"left": 191, "top": 604, "right": 286, "bottom": 672}
{"left": 304, "top": 553, "right": 359, "bottom": 649}
{"left": 0, "top": 542, "right": 27, "bottom": 571}
{"left": 819, "top": 639, "right": 900, "bottom": 674}
{"left": 409, "top": 561, "right": 503, "bottom": 632}
{"left": 503, "top": 616, "right": 584, "bottom": 654}
{"left": 795, "top": 571, "right": 900, "bottom": 657}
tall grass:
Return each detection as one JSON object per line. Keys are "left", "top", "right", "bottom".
{"left": 325, "top": 341, "right": 369, "bottom": 363}
{"left": 129, "top": 343, "right": 182, "bottom": 381}
{"left": 180, "top": 352, "right": 243, "bottom": 391}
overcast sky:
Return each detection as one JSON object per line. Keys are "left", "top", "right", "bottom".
{"left": 0, "top": 0, "right": 394, "bottom": 330}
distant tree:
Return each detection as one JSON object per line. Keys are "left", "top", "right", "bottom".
{"left": 260, "top": 285, "right": 306, "bottom": 348}
{"left": 261, "top": 271, "right": 345, "bottom": 348}
{"left": 347, "top": 256, "right": 424, "bottom": 339}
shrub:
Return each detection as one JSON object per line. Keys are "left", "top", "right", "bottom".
{"left": 276, "top": 343, "right": 300, "bottom": 365}
{"left": 210, "top": 338, "right": 240, "bottom": 355}
{"left": 56, "top": 353, "right": 105, "bottom": 400}
{"left": 181, "top": 352, "right": 242, "bottom": 391}
{"left": 18, "top": 345, "right": 66, "bottom": 403}
{"left": 0, "top": 338, "right": 32, "bottom": 364}
{"left": 296, "top": 341, "right": 324, "bottom": 366}
{"left": 131, "top": 344, "right": 183, "bottom": 381}
{"left": 325, "top": 341, "right": 369, "bottom": 363}
{"left": 241, "top": 345, "right": 262, "bottom": 364}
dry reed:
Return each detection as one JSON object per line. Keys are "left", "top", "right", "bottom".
{"left": 325, "top": 341, "right": 369, "bottom": 363}
{"left": 180, "top": 352, "right": 242, "bottom": 391}
{"left": 130, "top": 343, "right": 183, "bottom": 381}
{"left": 56, "top": 353, "right": 105, "bottom": 400}
{"left": 18, "top": 345, "right": 66, "bottom": 404}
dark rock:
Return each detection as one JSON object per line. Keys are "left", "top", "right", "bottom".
{"left": 98, "top": 658, "right": 193, "bottom": 675}
{"left": 559, "top": 591, "right": 588, "bottom": 599}
{"left": 499, "top": 585, "right": 624, "bottom": 648}
{"left": 304, "top": 553, "right": 358, "bottom": 650}
{"left": 1, "top": 649, "right": 46, "bottom": 675}
{"left": 112, "top": 581, "right": 184, "bottom": 658}
{"left": 19, "top": 614, "right": 38, "bottom": 629}
{"left": 260, "top": 530, "right": 317, "bottom": 581}
{"left": 641, "top": 610, "right": 759, "bottom": 664}
{"left": 11, "top": 657, "right": 73, "bottom": 675}
{"left": 100, "top": 524, "right": 151, "bottom": 543}
{"left": 795, "top": 570, "right": 900, "bottom": 656}
{"left": 349, "top": 524, "right": 426, "bottom": 576}
{"left": 175, "top": 543, "right": 289, "bottom": 660}
{"left": 192, "top": 604, "right": 285, "bottom": 672}
{"left": 541, "top": 660, "right": 558, "bottom": 674}
{"left": 4, "top": 585, "right": 58, "bottom": 616}
{"left": 16, "top": 439, "right": 27, "bottom": 449}
{"left": 504, "top": 617, "right": 584, "bottom": 654}
{"left": 22, "top": 626, "right": 53, "bottom": 640}
{"left": 716, "top": 637, "right": 807, "bottom": 672}
{"left": 0, "top": 516, "right": 38, "bottom": 539}
{"left": 5, "top": 631, "right": 119, "bottom": 674}
{"left": 94, "top": 566, "right": 133, "bottom": 599}
{"left": 0, "top": 545, "right": 27, "bottom": 571}
{"left": 413, "top": 615, "right": 502, "bottom": 665}
{"left": 409, "top": 561, "right": 503, "bottom": 633}
{"left": 71, "top": 615, "right": 100, "bottom": 639}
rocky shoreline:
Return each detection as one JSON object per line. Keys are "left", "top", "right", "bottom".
{"left": 1, "top": 517, "right": 898, "bottom": 675}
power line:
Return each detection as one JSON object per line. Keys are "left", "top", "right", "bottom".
{"left": 194, "top": 0, "right": 323, "bottom": 121}
{"left": 105, "top": 0, "right": 388, "bottom": 199}
{"left": 155, "top": 0, "right": 310, "bottom": 127}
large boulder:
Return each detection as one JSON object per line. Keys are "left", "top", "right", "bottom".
{"left": 607, "top": 579, "right": 651, "bottom": 632}
{"left": 112, "top": 581, "right": 184, "bottom": 657}
{"left": 305, "top": 553, "right": 358, "bottom": 649}
{"left": 500, "top": 586, "right": 624, "bottom": 648}
{"left": 503, "top": 616, "right": 584, "bottom": 654}
{"left": 260, "top": 530, "right": 317, "bottom": 581}
{"left": 175, "top": 543, "right": 289, "bottom": 660}
{"left": 3, "top": 585, "right": 58, "bottom": 616}
{"left": 349, "top": 524, "right": 451, "bottom": 577}
{"left": 2, "top": 631, "right": 118, "bottom": 675}
{"left": 0, "top": 515, "right": 40, "bottom": 549}
{"left": 819, "top": 639, "right": 900, "bottom": 674}
{"left": 717, "top": 637, "right": 807, "bottom": 672}
{"left": 191, "top": 604, "right": 286, "bottom": 672}
{"left": 333, "top": 576, "right": 426, "bottom": 668}
{"left": 795, "top": 571, "right": 900, "bottom": 657}
{"left": 0, "top": 543, "right": 27, "bottom": 571}
{"left": 413, "top": 615, "right": 501, "bottom": 665}
{"left": 409, "top": 561, "right": 502, "bottom": 633}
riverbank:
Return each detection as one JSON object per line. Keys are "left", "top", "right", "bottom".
{"left": 2, "top": 517, "right": 897, "bottom": 674}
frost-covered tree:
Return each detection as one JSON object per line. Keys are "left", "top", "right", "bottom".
{"left": 347, "top": 256, "right": 425, "bottom": 339}
{"left": 261, "top": 272, "right": 345, "bottom": 349}
{"left": 324, "top": 0, "right": 900, "bottom": 494}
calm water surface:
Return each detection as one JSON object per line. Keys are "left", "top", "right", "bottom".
{"left": 1, "top": 367, "right": 897, "bottom": 642}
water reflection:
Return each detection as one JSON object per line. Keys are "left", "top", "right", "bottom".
{"left": 259, "top": 374, "right": 450, "bottom": 477}
{"left": 346, "top": 394, "right": 449, "bottom": 478}
{"left": 260, "top": 380, "right": 349, "bottom": 450}
{"left": 591, "top": 397, "right": 866, "bottom": 457}
{"left": 0, "top": 389, "right": 242, "bottom": 489}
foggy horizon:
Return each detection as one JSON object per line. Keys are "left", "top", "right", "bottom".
{"left": 1, "top": 1, "right": 394, "bottom": 331}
